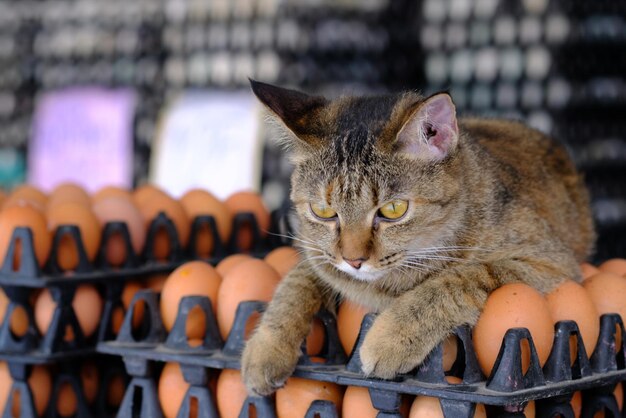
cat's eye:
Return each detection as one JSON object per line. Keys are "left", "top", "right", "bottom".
{"left": 310, "top": 203, "right": 337, "bottom": 220}
{"left": 378, "top": 200, "right": 409, "bottom": 220}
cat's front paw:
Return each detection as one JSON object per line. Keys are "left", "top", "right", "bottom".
{"left": 359, "top": 313, "right": 429, "bottom": 379}
{"left": 241, "top": 327, "right": 301, "bottom": 396}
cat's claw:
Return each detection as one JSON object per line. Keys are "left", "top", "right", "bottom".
{"left": 359, "top": 314, "right": 428, "bottom": 379}
{"left": 241, "top": 327, "right": 300, "bottom": 396}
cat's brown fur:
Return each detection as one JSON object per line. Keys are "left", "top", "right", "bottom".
{"left": 242, "top": 81, "right": 595, "bottom": 396}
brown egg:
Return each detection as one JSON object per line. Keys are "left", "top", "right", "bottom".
{"left": 599, "top": 259, "right": 626, "bottom": 277}
{"left": 409, "top": 378, "right": 486, "bottom": 418}
{"left": 111, "top": 281, "right": 145, "bottom": 333}
{"left": 56, "top": 382, "right": 78, "bottom": 417}
{"left": 145, "top": 274, "right": 168, "bottom": 293}
{"left": 132, "top": 184, "right": 168, "bottom": 209}
{"left": 35, "top": 285, "right": 103, "bottom": 339}
{"left": 106, "top": 374, "right": 126, "bottom": 408}
{"left": 160, "top": 262, "right": 222, "bottom": 339}
{"left": 92, "top": 197, "right": 146, "bottom": 266}
{"left": 472, "top": 283, "right": 554, "bottom": 376}
{"left": 217, "top": 258, "right": 280, "bottom": 339}
{"left": 265, "top": 247, "right": 301, "bottom": 278}
{"left": 139, "top": 193, "right": 190, "bottom": 260}
{"left": 583, "top": 272, "right": 626, "bottom": 350}
{"left": 546, "top": 280, "right": 600, "bottom": 363}
{"left": 0, "top": 205, "right": 51, "bottom": 268}
{"left": 215, "top": 254, "right": 252, "bottom": 277}
{"left": 0, "top": 288, "right": 29, "bottom": 337}
{"left": 224, "top": 191, "right": 270, "bottom": 251}
{"left": 4, "top": 185, "right": 48, "bottom": 211}
{"left": 570, "top": 391, "right": 582, "bottom": 418}
{"left": 0, "top": 362, "right": 52, "bottom": 416}
{"left": 343, "top": 386, "right": 411, "bottom": 418}
{"left": 581, "top": 263, "right": 600, "bottom": 280}
{"left": 337, "top": 300, "right": 372, "bottom": 355}
{"left": 47, "top": 202, "right": 102, "bottom": 270}
{"left": 306, "top": 318, "right": 325, "bottom": 356}
{"left": 158, "top": 363, "right": 190, "bottom": 418}
{"left": 276, "top": 377, "right": 343, "bottom": 418}
{"left": 80, "top": 361, "right": 99, "bottom": 404}
{"left": 216, "top": 369, "right": 249, "bottom": 418}
{"left": 48, "top": 182, "right": 91, "bottom": 209}
{"left": 91, "top": 186, "right": 132, "bottom": 203}
{"left": 180, "top": 189, "right": 232, "bottom": 257}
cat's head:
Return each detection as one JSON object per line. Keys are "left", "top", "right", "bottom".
{"left": 252, "top": 80, "right": 466, "bottom": 283}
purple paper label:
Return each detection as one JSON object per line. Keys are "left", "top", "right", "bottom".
{"left": 28, "top": 87, "right": 136, "bottom": 193}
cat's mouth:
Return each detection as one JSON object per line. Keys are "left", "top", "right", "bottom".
{"left": 334, "top": 261, "right": 386, "bottom": 282}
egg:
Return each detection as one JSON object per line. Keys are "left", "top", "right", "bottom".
{"left": 145, "top": 274, "right": 169, "bottom": 293}
{"left": 472, "top": 283, "right": 554, "bottom": 376}
{"left": 306, "top": 318, "right": 326, "bottom": 356}
{"left": 112, "top": 281, "right": 145, "bottom": 333}
{"left": 217, "top": 258, "right": 280, "bottom": 339}
{"left": 80, "top": 361, "right": 99, "bottom": 404}
{"left": 224, "top": 191, "right": 270, "bottom": 251}
{"left": 545, "top": 280, "right": 600, "bottom": 363}
{"left": 409, "top": 378, "right": 486, "bottom": 418}
{"left": 337, "top": 300, "right": 372, "bottom": 355}
{"left": 583, "top": 272, "right": 626, "bottom": 350}
{"left": 0, "top": 288, "right": 29, "bottom": 337}
{"left": 180, "top": 189, "right": 233, "bottom": 257}
{"left": 599, "top": 259, "right": 626, "bottom": 277}
{"left": 158, "top": 363, "right": 193, "bottom": 418}
{"left": 0, "top": 205, "right": 51, "bottom": 268}
{"left": 56, "top": 382, "right": 78, "bottom": 417}
{"left": 276, "top": 377, "right": 343, "bottom": 418}
{"left": 139, "top": 193, "right": 190, "bottom": 260}
{"left": 342, "top": 386, "right": 411, "bottom": 418}
{"left": 91, "top": 186, "right": 132, "bottom": 203}
{"left": 216, "top": 369, "right": 249, "bottom": 418}
{"left": 132, "top": 184, "right": 168, "bottom": 209}
{"left": 581, "top": 263, "right": 600, "bottom": 280}
{"left": 47, "top": 203, "right": 102, "bottom": 270}
{"left": 570, "top": 391, "right": 582, "bottom": 418}
{"left": 35, "top": 285, "right": 103, "bottom": 339}
{"left": 160, "top": 261, "right": 222, "bottom": 339}
{"left": 92, "top": 197, "right": 146, "bottom": 266}
{"left": 48, "top": 182, "right": 91, "bottom": 209}
{"left": 265, "top": 246, "right": 301, "bottom": 278}
{"left": 0, "top": 362, "right": 52, "bottom": 416}
{"left": 106, "top": 374, "right": 126, "bottom": 409}
{"left": 4, "top": 185, "right": 48, "bottom": 211}
{"left": 215, "top": 254, "right": 252, "bottom": 277}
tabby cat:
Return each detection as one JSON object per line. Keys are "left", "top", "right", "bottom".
{"left": 242, "top": 80, "right": 595, "bottom": 396}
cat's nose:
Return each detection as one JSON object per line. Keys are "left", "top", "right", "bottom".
{"left": 343, "top": 257, "right": 368, "bottom": 269}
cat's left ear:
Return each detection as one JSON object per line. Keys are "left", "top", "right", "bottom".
{"left": 396, "top": 93, "right": 459, "bottom": 162}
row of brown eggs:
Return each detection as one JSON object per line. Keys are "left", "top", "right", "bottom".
{"left": 0, "top": 360, "right": 126, "bottom": 417}
{"left": 0, "top": 183, "right": 270, "bottom": 271}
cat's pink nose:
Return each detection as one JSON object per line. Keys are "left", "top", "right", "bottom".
{"left": 343, "top": 257, "right": 368, "bottom": 269}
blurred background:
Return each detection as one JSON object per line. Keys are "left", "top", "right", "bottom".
{"left": 0, "top": 0, "right": 624, "bottom": 261}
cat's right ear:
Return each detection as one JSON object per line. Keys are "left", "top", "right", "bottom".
{"left": 250, "top": 79, "right": 328, "bottom": 152}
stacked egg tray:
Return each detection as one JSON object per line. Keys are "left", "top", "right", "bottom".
{"left": 0, "top": 210, "right": 290, "bottom": 417}
{"left": 98, "top": 288, "right": 626, "bottom": 418}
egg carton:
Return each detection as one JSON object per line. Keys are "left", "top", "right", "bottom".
{"left": 0, "top": 208, "right": 293, "bottom": 288}
{"left": 97, "top": 291, "right": 626, "bottom": 417}
{"left": 0, "top": 355, "right": 128, "bottom": 418}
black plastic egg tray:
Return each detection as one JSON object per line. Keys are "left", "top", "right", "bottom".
{"left": 0, "top": 209, "right": 291, "bottom": 361}
{"left": 97, "top": 290, "right": 626, "bottom": 418}
{"left": 0, "top": 354, "right": 128, "bottom": 418}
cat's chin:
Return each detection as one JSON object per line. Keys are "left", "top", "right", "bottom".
{"left": 335, "top": 261, "right": 386, "bottom": 282}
